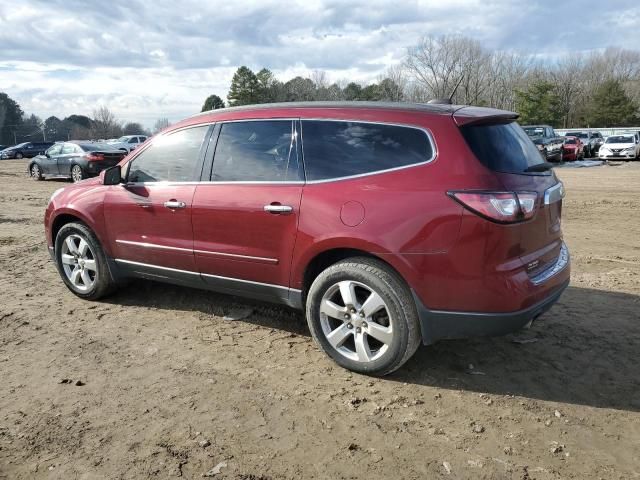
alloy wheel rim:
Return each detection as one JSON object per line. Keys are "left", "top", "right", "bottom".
{"left": 31, "top": 165, "right": 39, "bottom": 177}
{"left": 319, "top": 280, "right": 393, "bottom": 363}
{"left": 72, "top": 166, "right": 82, "bottom": 182}
{"left": 60, "top": 234, "right": 97, "bottom": 292}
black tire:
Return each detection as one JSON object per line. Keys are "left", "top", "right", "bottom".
{"left": 54, "top": 222, "right": 116, "bottom": 300}
{"left": 71, "top": 164, "right": 84, "bottom": 183}
{"left": 30, "top": 163, "right": 43, "bottom": 180}
{"left": 305, "top": 257, "right": 421, "bottom": 376}
{"left": 15, "top": 152, "right": 23, "bottom": 159}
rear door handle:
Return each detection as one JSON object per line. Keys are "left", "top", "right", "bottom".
{"left": 264, "top": 204, "right": 293, "bottom": 214}
{"left": 164, "top": 200, "right": 186, "bottom": 209}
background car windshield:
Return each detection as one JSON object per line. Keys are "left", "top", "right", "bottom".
{"left": 461, "top": 121, "right": 545, "bottom": 174}
{"left": 565, "top": 138, "right": 577, "bottom": 144}
{"left": 606, "top": 136, "right": 633, "bottom": 143}
{"left": 573, "top": 133, "right": 588, "bottom": 138}
{"left": 522, "top": 127, "right": 544, "bottom": 137}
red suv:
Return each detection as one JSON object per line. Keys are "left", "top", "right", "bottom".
{"left": 45, "top": 102, "right": 570, "bottom": 375}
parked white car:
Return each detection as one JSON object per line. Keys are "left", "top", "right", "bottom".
{"left": 106, "top": 135, "right": 148, "bottom": 153}
{"left": 598, "top": 134, "right": 639, "bottom": 160}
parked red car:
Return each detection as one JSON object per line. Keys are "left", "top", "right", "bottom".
{"left": 562, "top": 136, "right": 584, "bottom": 161}
{"left": 44, "top": 102, "right": 570, "bottom": 375}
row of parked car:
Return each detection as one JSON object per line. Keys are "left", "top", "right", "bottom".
{"left": 523, "top": 124, "right": 640, "bottom": 162}
{"left": 0, "top": 135, "right": 148, "bottom": 160}
{"left": 0, "top": 136, "right": 149, "bottom": 181}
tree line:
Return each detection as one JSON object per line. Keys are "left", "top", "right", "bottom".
{"left": 3, "top": 33, "right": 640, "bottom": 147}
{"left": 0, "top": 94, "right": 170, "bottom": 146}
{"left": 203, "top": 35, "right": 640, "bottom": 128}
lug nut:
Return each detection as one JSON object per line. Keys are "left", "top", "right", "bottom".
{"left": 344, "top": 314, "right": 350, "bottom": 319}
{"left": 362, "top": 322, "right": 368, "bottom": 328}
{"left": 346, "top": 323, "right": 353, "bottom": 329}
{"left": 350, "top": 308, "right": 356, "bottom": 314}
{"left": 356, "top": 327, "right": 361, "bottom": 333}
{"left": 359, "top": 312, "right": 365, "bottom": 317}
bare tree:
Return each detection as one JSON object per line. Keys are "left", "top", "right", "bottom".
{"left": 377, "top": 65, "right": 408, "bottom": 102}
{"left": 91, "top": 106, "right": 122, "bottom": 139}
{"left": 153, "top": 118, "right": 170, "bottom": 134}
{"left": 405, "top": 35, "right": 490, "bottom": 103}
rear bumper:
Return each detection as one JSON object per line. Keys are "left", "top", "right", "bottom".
{"left": 414, "top": 242, "right": 570, "bottom": 344}
{"left": 414, "top": 279, "right": 569, "bottom": 344}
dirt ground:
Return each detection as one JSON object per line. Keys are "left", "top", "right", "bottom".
{"left": 0, "top": 159, "right": 639, "bottom": 480}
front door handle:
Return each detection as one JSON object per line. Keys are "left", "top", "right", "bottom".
{"left": 164, "top": 200, "right": 186, "bottom": 209}
{"left": 264, "top": 204, "right": 293, "bottom": 214}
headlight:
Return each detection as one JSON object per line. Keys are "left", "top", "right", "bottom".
{"left": 624, "top": 147, "right": 635, "bottom": 153}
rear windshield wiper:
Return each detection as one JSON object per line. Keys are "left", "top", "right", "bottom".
{"left": 524, "top": 162, "right": 554, "bottom": 172}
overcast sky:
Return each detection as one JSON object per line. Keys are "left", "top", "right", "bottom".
{"left": 1, "top": 0, "right": 639, "bottom": 127}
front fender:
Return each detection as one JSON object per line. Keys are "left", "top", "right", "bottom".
{"left": 46, "top": 184, "right": 109, "bottom": 255}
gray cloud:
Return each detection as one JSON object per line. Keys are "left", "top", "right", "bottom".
{"left": 1, "top": 0, "right": 639, "bottom": 126}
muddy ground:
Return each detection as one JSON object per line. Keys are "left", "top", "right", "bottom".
{"left": 0, "top": 159, "right": 639, "bottom": 479}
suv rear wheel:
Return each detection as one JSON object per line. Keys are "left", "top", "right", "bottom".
{"left": 54, "top": 222, "right": 116, "bottom": 300}
{"left": 306, "top": 257, "right": 421, "bottom": 375}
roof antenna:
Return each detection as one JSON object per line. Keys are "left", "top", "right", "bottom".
{"left": 427, "top": 74, "right": 465, "bottom": 105}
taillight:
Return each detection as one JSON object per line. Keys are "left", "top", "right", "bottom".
{"left": 86, "top": 153, "right": 104, "bottom": 162}
{"left": 448, "top": 191, "right": 538, "bottom": 224}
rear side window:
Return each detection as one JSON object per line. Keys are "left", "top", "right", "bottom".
{"left": 128, "top": 126, "right": 208, "bottom": 183}
{"left": 211, "top": 120, "right": 302, "bottom": 182}
{"left": 460, "top": 122, "right": 545, "bottom": 174}
{"left": 301, "top": 121, "right": 433, "bottom": 181}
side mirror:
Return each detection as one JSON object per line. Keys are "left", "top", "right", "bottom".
{"left": 103, "top": 165, "right": 122, "bottom": 185}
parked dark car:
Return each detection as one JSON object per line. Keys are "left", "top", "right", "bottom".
{"left": 44, "top": 102, "right": 570, "bottom": 375}
{"left": 0, "top": 141, "right": 54, "bottom": 159}
{"left": 522, "top": 125, "right": 564, "bottom": 161}
{"left": 29, "top": 141, "right": 127, "bottom": 182}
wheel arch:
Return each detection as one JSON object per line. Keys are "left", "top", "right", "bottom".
{"left": 300, "top": 247, "right": 411, "bottom": 302}
{"left": 49, "top": 207, "right": 111, "bottom": 256}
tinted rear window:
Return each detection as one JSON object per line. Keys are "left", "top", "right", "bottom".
{"left": 301, "top": 120, "right": 433, "bottom": 181}
{"left": 78, "top": 143, "right": 119, "bottom": 152}
{"left": 460, "top": 122, "right": 545, "bottom": 174}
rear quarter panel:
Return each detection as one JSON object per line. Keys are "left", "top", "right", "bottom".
{"left": 290, "top": 111, "right": 497, "bottom": 290}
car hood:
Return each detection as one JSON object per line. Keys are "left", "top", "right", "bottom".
{"left": 603, "top": 143, "right": 635, "bottom": 149}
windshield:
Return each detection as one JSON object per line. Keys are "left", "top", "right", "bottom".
{"left": 606, "top": 136, "right": 634, "bottom": 144}
{"left": 564, "top": 138, "right": 577, "bottom": 144}
{"left": 572, "top": 133, "right": 588, "bottom": 139}
{"left": 523, "top": 127, "right": 545, "bottom": 137}
{"left": 115, "top": 136, "right": 130, "bottom": 142}
{"left": 461, "top": 121, "right": 546, "bottom": 174}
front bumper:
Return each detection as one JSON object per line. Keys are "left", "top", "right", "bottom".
{"left": 599, "top": 151, "right": 636, "bottom": 159}
{"left": 415, "top": 243, "right": 570, "bottom": 344}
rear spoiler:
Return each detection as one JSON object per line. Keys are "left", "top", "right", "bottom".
{"left": 452, "top": 106, "right": 519, "bottom": 126}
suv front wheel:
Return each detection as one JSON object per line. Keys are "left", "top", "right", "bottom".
{"left": 54, "top": 222, "right": 116, "bottom": 300}
{"left": 306, "top": 257, "right": 421, "bottom": 376}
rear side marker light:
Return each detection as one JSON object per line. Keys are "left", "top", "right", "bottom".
{"left": 448, "top": 191, "right": 538, "bottom": 224}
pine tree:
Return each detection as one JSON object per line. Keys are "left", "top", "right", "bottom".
{"left": 201, "top": 94, "right": 225, "bottom": 112}
{"left": 515, "top": 81, "right": 563, "bottom": 126}
{"left": 585, "top": 80, "right": 638, "bottom": 127}
{"left": 227, "top": 67, "right": 259, "bottom": 106}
